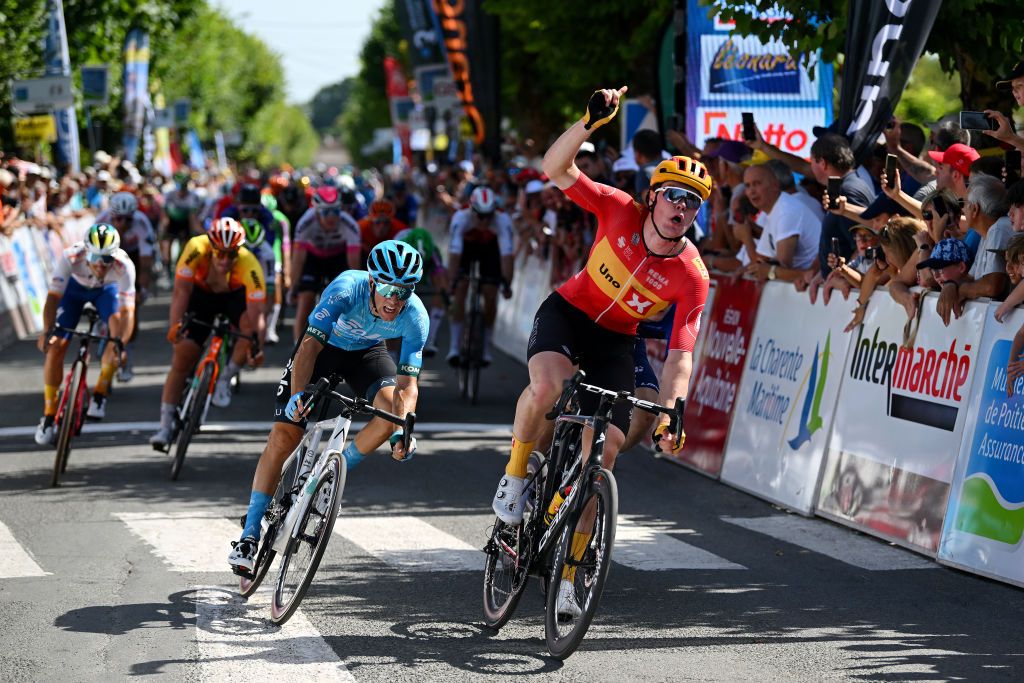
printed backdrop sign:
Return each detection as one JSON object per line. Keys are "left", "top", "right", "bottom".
{"left": 721, "top": 283, "right": 853, "bottom": 513}
{"left": 817, "top": 291, "right": 985, "bottom": 555}
{"left": 678, "top": 275, "right": 761, "bottom": 477}
{"left": 938, "top": 305, "right": 1024, "bottom": 587}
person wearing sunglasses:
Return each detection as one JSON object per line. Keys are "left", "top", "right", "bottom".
{"left": 229, "top": 239, "right": 428, "bottom": 574}
{"left": 289, "top": 185, "right": 362, "bottom": 345}
{"left": 445, "top": 185, "right": 516, "bottom": 366}
{"left": 150, "top": 218, "right": 267, "bottom": 449}
{"left": 487, "top": 86, "right": 710, "bottom": 620}
{"left": 34, "top": 224, "right": 136, "bottom": 445}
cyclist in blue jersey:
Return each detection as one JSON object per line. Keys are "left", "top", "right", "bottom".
{"left": 228, "top": 239, "right": 428, "bottom": 573}
{"left": 621, "top": 306, "right": 675, "bottom": 454}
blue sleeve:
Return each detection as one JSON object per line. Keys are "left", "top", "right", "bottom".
{"left": 305, "top": 274, "right": 357, "bottom": 343}
{"left": 397, "top": 297, "right": 429, "bottom": 376}
{"left": 964, "top": 229, "right": 980, "bottom": 263}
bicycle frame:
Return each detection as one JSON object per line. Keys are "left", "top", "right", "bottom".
{"left": 53, "top": 310, "right": 112, "bottom": 432}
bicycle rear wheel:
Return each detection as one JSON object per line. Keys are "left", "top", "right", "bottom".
{"left": 171, "top": 363, "right": 213, "bottom": 481}
{"left": 270, "top": 452, "right": 346, "bottom": 625}
{"left": 51, "top": 362, "right": 84, "bottom": 487}
{"left": 544, "top": 468, "right": 618, "bottom": 660}
{"left": 482, "top": 519, "right": 531, "bottom": 629}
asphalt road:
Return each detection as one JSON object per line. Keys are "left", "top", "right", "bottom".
{"left": 0, "top": 295, "right": 1021, "bottom": 682}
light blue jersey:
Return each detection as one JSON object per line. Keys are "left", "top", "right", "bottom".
{"left": 306, "top": 270, "right": 429, "bottom": 376}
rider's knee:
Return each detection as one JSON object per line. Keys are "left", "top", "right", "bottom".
{"left": 528, "top": 376, "right": 562, "bottom": 407}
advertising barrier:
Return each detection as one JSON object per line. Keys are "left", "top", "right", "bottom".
{"left": 676, "top": 275, "right": 761, "bottom": 477}
{"left": 817, "top": 291, "right": 985, "bottom": 555}
{"left": 938, "top": 305, "right": 1024, "bottom": 587}
{"left": 493, "top": 251, "right": 553, "bottom": 363}
{"left": 720, "top": 282, "right": 854, "bottom": 514}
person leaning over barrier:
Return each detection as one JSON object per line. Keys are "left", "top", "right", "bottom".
{"left": 936, "top": 175, "right": 1013, "bottom": 326}
{"left": 995, "top": 234, "right": 1024, "bottom": 397}
{"left": 844, "top": 217, "right": 926, "bottom": 333}
{"left": 821, "top": 224, "right": 880, "bottom": 304}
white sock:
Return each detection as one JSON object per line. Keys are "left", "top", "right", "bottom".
{"left": 160, "top": 402, "right": 176, "bottom": 430}
{"left": 221, "top": 361, "right": 242, "bottom": 385}
{"left": 427, "top": 308, "right": 444, "bottom": 346}
{"left": 449, "top": 321, "right": 464, "bottom": 354}
{"left": 267, "top": 303, "right": 281, "bottom": 331}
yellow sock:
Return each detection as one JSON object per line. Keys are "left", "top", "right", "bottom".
{"left": 562, "top": 531, "right": 592, "bottom": 581}
{"left": 505, "top": 436, "right": 535, "bottom": 477}
{"left": 94, "top": 363, "right": 116, "bottom": 396}
{"left": 44, "top": 384, "right": 59, "bottom": 417}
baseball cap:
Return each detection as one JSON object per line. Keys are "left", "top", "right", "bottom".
{"left": 859, "top": 194, "right": 912, "bottom": 220}
{"left": 917, "top": 238, "right": 970, "bottom": 270}
{"left": 996, "top": 58, "right": 1024, "bottom": 89}
{"left": 703, "top": 140, "right": 751, "bottom": 164}
{"left": 97, "top": 170, "right": 112, "bottom": 182}
{"left": 612, "top": 156, "right": 639, "bottom": 174}
{"left": 524, "top": 179, "right": 545, "bottom": 194}
{"left": 812, "top": 120, "right": 846, "bottom": 139}
{"left": 927, "top": 143, "right": 980, "bottom": 176}
{"left": 850, "top": 224, "right": 878, "bottom": 236}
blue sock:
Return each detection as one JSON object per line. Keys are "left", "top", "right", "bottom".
{"left": 241, "top": 491, "right": 272, "bottom": 541}
{"left": 343, "top": 441, "right": 366, "bottom": 471}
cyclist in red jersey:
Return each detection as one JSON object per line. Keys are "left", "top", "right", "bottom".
{"left": 490, "top": 85, "right": 711, "bottom": 618}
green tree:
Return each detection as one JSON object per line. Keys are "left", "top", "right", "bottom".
{"left": 700, "top": 0, "right": 1024, "bottom": 111}
{"left": 244, "top": 100, "right": 319, "bottom": 167}
{"left": 308, "top": 78, "right": 354, "bottom": 135}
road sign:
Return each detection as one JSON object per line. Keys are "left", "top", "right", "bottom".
{"left": 153, "top": 108, "right": 173, "bottom": 129}
{"left": 80, "top": 65, "right": 109, "bottom": 106}
{"left": 10, "top": 76, "right": 73, "bottom": 113}
{"left": 173, "top": 98, "right": 191, "bottom": 125}
{"left": 14, "top": 115, "right": 57, "bottom": 144}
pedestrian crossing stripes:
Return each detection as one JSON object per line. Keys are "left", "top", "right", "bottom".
{"left": 0, "top": 521, "right": 50, "bottom": 578}
{"left": 115, "top": 511, "right": 240, "bottom": 572}
{"left": 721, "top": 515, "right": 938, "bottom": 570}
{"left": 336, "top": 515, "right": 483, "bottom": 572}
{"left": 616, "top": 516, "right": 746, "bottom": 570}
{"left": 194, "top": 586, "right": 355, "bottom": 681}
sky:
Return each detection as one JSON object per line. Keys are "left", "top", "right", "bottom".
{"left": 218, "top": 0, "right": 389, "bottom": 105}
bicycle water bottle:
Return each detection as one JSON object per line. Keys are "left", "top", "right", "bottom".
{"left": 544, "top": 485, "right": 572, "bottom": 526}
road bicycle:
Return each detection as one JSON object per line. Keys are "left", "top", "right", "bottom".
{"left": 236, "top": 373, "right": 415, "bottom": 625}
{"left": 482, "top": 370, "right": 683, "bottom": 659}
{"left": 48, "top": 306, "right": 123, "bottom": 487}
{"left": 162, "top": 312, "right": 256, "bottom": 480}
{"left": 456, "top": 261, "right": 486, "bottom": 404}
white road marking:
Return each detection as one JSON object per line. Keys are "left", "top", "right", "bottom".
{"left": 336, "top": 515, "right": 483, "bottom": 572}
{"left": 0, "top": 521, "right": 50, "bottom": 578}
{"left": 0, "top": 421, "right": 512, "bottom": 438}
{"left": 722, "top": 515, "right": 938, "bottom": 570}
{"left": 615, "top": 516, "right": 746, "bottom": 570}
{"left": 194, "top": 586, "right": 355, "bottom": 681}
{"left": 115, "top": 511, "right": 240, "bottom": 572}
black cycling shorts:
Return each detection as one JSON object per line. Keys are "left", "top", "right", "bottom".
{"left": 182, "top": 288, "right": 246, "bottom": 346}
{"left": 299, "top": 253, "right": 348, "bottom": 293}
{"left": 527, "top": 292, "right": 636, "bottom": 433}
{"left": 163, "top": 218, "right": 192, "bottom": 241}
{"left": 457, "top": 241, "right": 503, "bottom": 284}
{"left": 273, "top": 340, "right": 397, "bottom": 429}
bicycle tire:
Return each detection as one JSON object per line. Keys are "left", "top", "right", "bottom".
{"left": 239, "top": 455, "right": 298, "bottom": 597}
{"left": 270, "top": 451, "right": 345, "bottom": 625}
{"left": 171, "top": 363, "right": 213, "bottom": 481}
{"left": 544, "top": 468, "right": 618, "bottom": 660}
{"left": 51, "top": 362, "right": 84, "bottom": 487}
{"left": 482, "top": 519, "right": 531, "bottom": 630}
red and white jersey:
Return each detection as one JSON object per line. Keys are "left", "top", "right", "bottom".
{"left": 49, "top": 243, "right": 137, "bottom": 305}
{"left": 557, "top": 173, "right": 709, "bottom": 353}
{"left": 448, "top": 208, "right": 515, "bottom": 256}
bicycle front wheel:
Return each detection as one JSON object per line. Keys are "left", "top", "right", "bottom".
{"left": 544, "top": 468, "right": 618, "bottom": 660}
{"left": 51, "top": 362, "right": 85, "bottom": 487}
{"left": 239, "top": 454, "right": 298, "bottom": 597}
{"left": 270, "top": 451, "right": 346, "bottom": 625}
{"left": 171, "top": 363, "right": 213, "bottom": 481}
{"left": 482, "top": 519, "right": 531, "bottom": 629}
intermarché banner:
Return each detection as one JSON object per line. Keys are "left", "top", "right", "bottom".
{"left": 721, "top": 283, "right": 854, "bottom": 515}
{"left": 817, "top": 291, "right": 984, "bottom": 556}
{"left": 939, "top": 306, "right": 1024, "bottom": 587}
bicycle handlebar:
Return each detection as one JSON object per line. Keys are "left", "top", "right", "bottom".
{"left": 302, "top": 376, "right": 416, "bottom": 453}
{"left": 49, "top": 325, "right": 124, "bottom": 354}
{"left": 177, "top": 312, "right": 260, "bottom": 354}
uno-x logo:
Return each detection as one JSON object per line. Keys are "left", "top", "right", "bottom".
{"left": 626, "top": 293, "right": 652, "bottom": 314}
{"left": 599, "top": 263, "right": 621, "bottom": 288}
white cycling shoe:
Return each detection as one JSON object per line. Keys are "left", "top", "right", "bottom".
{"left": 556, "top": 578, "right": 582, "bottom": 620}
{"left": 86, "top": 394, "right": 106, "bottom": 420}
{"left": 149, "top": 426, "right": 173, "bottom": 451}
{"left": 492, "top": 474, "right": 528, "bottom": 525}
{"left": 34, "top": 416, "right": 55, "bottom": 446}
{"left": 211, "top": 380, "right": 232, "bottom": 408}
{"left": 228, "top": 537, "right": 257, "bottom": 574}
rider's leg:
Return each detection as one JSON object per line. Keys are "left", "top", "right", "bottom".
{"left": 158, "top": 339, "right": 202, "bottom": 430}
{"left": 446, "top": 279, "right": 469, "bottom": 360}
{"left": 93, "top": 310, "right": 124, "bottom": 399}
{"left": 507, "top": 351, "right": 575, "bottom": 477}
{"left": 620, "top": 386, "right": 659, "bottom": 453}
{"left": 480, "top": 284, "right": 499, "bottom": 361}
{"left": 42, "top": 339, "right": 71, "bottom": 417}
{"left": 241, "top": 421, "right": 304, "bottom": 540}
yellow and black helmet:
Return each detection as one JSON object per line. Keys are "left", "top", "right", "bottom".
{"left": 85, "top": 223, "right": 120, "bottom": 257}
{"left": 649, "top": 155, "right": 713, "bottom": 201}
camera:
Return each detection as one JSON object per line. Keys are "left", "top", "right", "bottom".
{"left": 864, "top": 246, "right": 881, "bottom": 262}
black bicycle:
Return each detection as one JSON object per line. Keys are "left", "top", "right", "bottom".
{"left": 482, "top": 370, "right": 683, "bottom": 659}
{"left": 456, "top": 261, "right": 486, "bottom": 404}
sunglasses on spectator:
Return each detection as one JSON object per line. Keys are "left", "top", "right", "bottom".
{"left": 86, "top": 252, "right": 115, "bottom": 265}
{"left": 318, "top": 207, "right": 342, "bottom": 217}
{"left": 654, "top": 186, "right": 703, "bottom": 210}
{"left": 374, "top": 281, "right": 414, "bottom": 301}
{"left": 213, "top": 248, "right": 239, "bottom": 260}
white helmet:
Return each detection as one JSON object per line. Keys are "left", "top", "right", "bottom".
{"left": 470, "top": 186, "right": 497, "bottom": 215}
{"left": 110, "top": 192, "right": 138, "bottom": 217}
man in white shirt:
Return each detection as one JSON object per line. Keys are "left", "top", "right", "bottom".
{"left": 742, "top": 164, "right": 822, "bottom": 283}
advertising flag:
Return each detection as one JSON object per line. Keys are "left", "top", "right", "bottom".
{"left": 836, "top": 0, "right": 942, "bottom": 163}
{"left": 686, "top": 0, "right": 833, "bottom": 158}
{"left": 43, "top": 0, "right": 80, "bottom": 173}
{"left": 122, "top": 29, "right": 151, "bottom": 164}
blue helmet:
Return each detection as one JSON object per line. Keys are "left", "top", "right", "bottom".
{"left": 367, "top": 239, "right": 423, "bottom": 286}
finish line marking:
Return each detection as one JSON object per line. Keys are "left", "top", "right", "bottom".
{"left": 0, "top": 421, "right": 513, "bottom": 438}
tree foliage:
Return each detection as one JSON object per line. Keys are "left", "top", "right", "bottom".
{"left": 308, "top": 78, "right": 355, "bottom": 135}
{"left": 244, "top": 100, "right": 319, "bottom": 168}
{"left": 700, "top": 0, "right": 1024, "bottom": 111}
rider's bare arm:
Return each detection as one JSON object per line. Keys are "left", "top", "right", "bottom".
{"left": 657, "top": 350, "right": 693, "bottom": 430}
{"left": 392, "top": 374, "right": 418, "bottom": 419}
{"left": 290, "top": 335, "right": 324, "bottom": 398}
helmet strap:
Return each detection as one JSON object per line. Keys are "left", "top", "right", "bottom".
{"left": 643, "top": 195, "right": 687, "bottom": 258}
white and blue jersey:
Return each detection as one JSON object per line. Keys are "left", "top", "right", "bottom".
{"left": 306, "top": 270, "right": 429, "bottom": 376}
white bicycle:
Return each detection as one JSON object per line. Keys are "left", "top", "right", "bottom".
{"left": 235, "top": 374, "right": 415, "bottom": 625}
